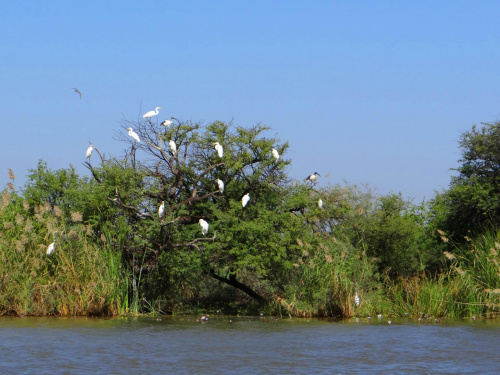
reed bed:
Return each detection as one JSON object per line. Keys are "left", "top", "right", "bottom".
{"left": 0, "top": 190, "right": 127, "bottom": 316}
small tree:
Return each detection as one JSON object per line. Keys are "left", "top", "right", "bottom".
{"left": 360, "top": 193, "right": 425, "bottom": 276}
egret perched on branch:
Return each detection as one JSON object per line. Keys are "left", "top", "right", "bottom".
{"left": 216, "top": 178, "right": 224, "bottom": 193}
{"left": 143, "top": 107, "right": 161, "bottom": 118}
{"left": 86, "top": 144, "right": 94, "bottom": 160}
{"left": 318, "top": 199, "right": 323, "bottom": 209}
{"left": 158, "top": 201, "right": 165, "bottom": 218}
{"left": 355, "top": 292, "right": 360, "bottom": 307}
{"left": 199, "top": 219, "right": 209, "bottom": 236}
{"left": 242, "top": 193, "right": 250, "bottom": 208}
{"left": 169, "top": 140, "right": 177, "bottom": 155}
{"left": 305, "top": 172, "right": 320, "bottom": 182}
{"left": 213, "top": 142, "right": 223, "bottom": 158}
{"left": 161, "top": 117, "right": 174, "bottom": 127}
{"left": 272, "top": 148, "right": 279, "bottom": 161}
{"left": 126, "top": 127, "right": 140, "bottom": 142}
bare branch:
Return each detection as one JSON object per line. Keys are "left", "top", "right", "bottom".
{"left": 83, "top": 162, "right": 102, "bottom": 183}
{"left": 160, "top": 216, "right": 181, "bottom": 227}
{"left": 169, "top": 231, "right": 217, "bottom": 250}
{"left": 91, "top": 143, "right": 106, "bottom": 164}
{"left": 106, "top": 187, "right": 153, "bottom": 220}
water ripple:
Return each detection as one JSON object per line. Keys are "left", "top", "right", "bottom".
{"left": 0, "top": 317, "right": 499, "bottom": 374}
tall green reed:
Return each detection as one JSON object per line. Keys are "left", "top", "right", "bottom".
{"left": 0, "top": 185, "right": 128, "bottom": 316}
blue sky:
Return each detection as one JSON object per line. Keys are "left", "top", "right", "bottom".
{"left": 2, "top": 1, "right": 499, "bottom": 202}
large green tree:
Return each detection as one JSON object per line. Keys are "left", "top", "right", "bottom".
{"left": 430, "top": 121, "right": 500, "bottom": 241}
{"left": 83, "top": 118, "right": 307, "bottom": 306}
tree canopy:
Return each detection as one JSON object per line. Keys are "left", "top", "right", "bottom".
{"left": 430, "top": 121, "right": 500, "bottom": 240}
{"left": 5, "top": 116, "right": 498, "bottom": 318}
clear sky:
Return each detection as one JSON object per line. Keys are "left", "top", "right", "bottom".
{"left": 2, "top": 1, "right": 499, "bottom": 202}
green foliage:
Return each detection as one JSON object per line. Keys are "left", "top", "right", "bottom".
{"left": 0, "top": 188, "right": 127, "bottom": 316}
{"left": 429, "top": 121, "right": 500, "bottom": 240}
{"left": 448, "top": 230, "right": 500, "bottom": 316}
{"left": 360, "top": 193, "right": 426, "bottom": 277}
{"left": 79, "top": 119, "right": 294, "bottom": 310}
{"left": 4, "top": 114, "right": 500, "bottom": 319}
{"left": 382, "top": 229, "right": 500, "bottom": 319}
{"left": 384, "top": 273, "right": 480, "bottom": 318}
{"left": 273, "top": 184, "right": 382, "bottom": 317}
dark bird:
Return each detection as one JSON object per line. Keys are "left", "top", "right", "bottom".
{"left": 71, "top": 88, "right": 82, "bottom": 99}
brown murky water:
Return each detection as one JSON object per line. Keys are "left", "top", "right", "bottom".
{"left": 1, "top": 316, "right": 499, "bottom": 374}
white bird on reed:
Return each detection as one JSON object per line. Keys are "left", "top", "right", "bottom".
{"left": 242, "top": 193, "right": 250, "bottom": 208}
{"left": 272, "top": 148, "right": 279, "bottom": 161}
{"left": 355, "top": 292, "right": 360, "bottom": 307}
{"left": 47, "top": 241, "right": 55, "bottom": 255}
{"left": 126, "top": 128, "right": 140, "bottom": 143}
{"left": 46, "top": 232, "right": 58, "bottom": 255}
{"left": 161, "top": 117, "right": 174, "bottom": 127}
{"left": 318, "top": 199, "right": 323, "bottom": 209}
{"left": 213, "top": 142, "right": 223, "bottom": 158}
{"left": 305, "top": 172, "right": 320, "bottom": 182}
{"left": 199, "top": 219, "right": 209, "bottom": 236}
{"left": 216, "top": 179, "right": 224, "bottom": 193}
{"left": 169, "top": 140, "right": 177, "bottom": 155}
{"left": 86, "top": 144, "right": 94, "bottom": 160}
{"left": 158, "top": 201, "right": 165, "bottom": 218}
{"left": 143, "top": 107, "right": 161, "bottom": 118}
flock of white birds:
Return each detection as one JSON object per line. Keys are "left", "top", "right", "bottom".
{"left": 48, "top": 106, "right": 322, "bottom": 254}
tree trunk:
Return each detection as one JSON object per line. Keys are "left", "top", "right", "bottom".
{"left": 209, "top": 270, "right": 267, "bottom": 303}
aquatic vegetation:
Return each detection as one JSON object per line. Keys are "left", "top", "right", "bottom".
{"left": 1, "top": 119, "right": 500, "bottom": 318}
{"left": 0, "top": 186, "right": 127, "bottom": 316}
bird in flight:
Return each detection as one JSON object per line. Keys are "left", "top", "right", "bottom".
{"left": 71, "top": 88, "right": 82, "bottom": 99}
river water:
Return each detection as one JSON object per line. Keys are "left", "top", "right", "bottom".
{"left": 0, "top": 316, "right": 499, "bottom": 374}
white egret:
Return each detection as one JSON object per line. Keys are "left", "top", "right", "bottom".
{"left": 242, "top": 193, "right": 250, "bottom": 208}
{"left": 216, "top": 178, "right": 224, "bottom": 193}
{"left": 169, "top": 140, "right": 177, "bottom": 155}
{"left": 161, "top": 117, "right": 174, "bottom": 127}
{"left": 47, "top": 241, "right": 55, "bottom": 255}
{"left": 46, "top": 232, "right": 58, "bottom": 255}
{"left": 213, "top": 142, "right": 223, "bottom": 158}
{"left": 355, "top": 292, "right": 360, "bottom": 307}
{"left": 143, "top": 107, "right": 162, "bottom": 118}
{"left": 199, "top": 219, "right": 209, "bottom": 235}
{"left": 71, "top": 88, "right": 82, "bottom": 99}
{"left": 86, "top": 144, "right": 94, "bottom": 160}
{"left": 126, "top": 127, "right": 140, "bottom": 143}
{"left": 305, "top": 172, "right": 320, "bottom": 182}
{"left": 318, "top": 199, "right": 323, "bottom": 209}
{"left": 158, "top": 201, "right": 165, "bottom": 218}
{"left": 272, "top": 148, "right": 279, "bottom": 161}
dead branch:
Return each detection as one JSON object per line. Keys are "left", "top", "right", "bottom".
{"left": 168, "top": 230, "right": 217, "bottom": 250}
